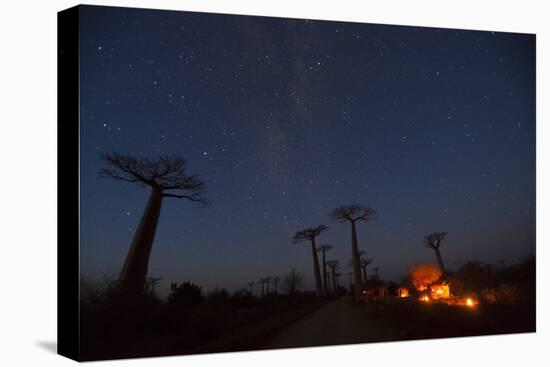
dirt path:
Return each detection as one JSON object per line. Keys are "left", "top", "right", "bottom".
{"left": 261, "top": 296, "right": 391, "bottom": 349}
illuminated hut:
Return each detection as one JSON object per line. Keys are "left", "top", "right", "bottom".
{"left": 430, "top": 283, "right": 451, "bottom": 299}
{"left": 397, "top": 287, "right": 409, "bottom": 298}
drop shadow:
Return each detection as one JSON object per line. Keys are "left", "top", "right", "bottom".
{"left": 36, "top": 341, "right": 57, "bottom": 354}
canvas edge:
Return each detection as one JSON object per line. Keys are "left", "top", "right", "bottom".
{"left": 57, "top": 4, "right": 81, "bottom": 362}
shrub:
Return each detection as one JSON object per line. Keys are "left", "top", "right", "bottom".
{"left": 168, "top": 281, "right": 204, "bottom": 306}
{"left": 206, "top": 287, "right": 230, "bottom": 305}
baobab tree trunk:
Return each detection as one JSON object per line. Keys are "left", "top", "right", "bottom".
{"left": 310, "top": 238, "right": 323, "bottom": 297}
{"left": 321, "top": 250, "right": 328, "bottom": 297}
{"left": 435, "top": 248, "right": 446, "bottom": 274}
{"left": 118, "top": 189, "right": 163, "bottom": 297}
{"left": 331, "top": 269, "right": 337, "bottom": 295}
{"left": 350, "top": 221, "right": 363, "bottom": 300}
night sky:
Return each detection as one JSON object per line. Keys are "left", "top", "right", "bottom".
{"left": 79, "top": 5, "right": 535, "bottom": 296}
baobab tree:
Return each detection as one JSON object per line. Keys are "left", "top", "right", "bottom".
{"left": 360, "top": 257, "right": 373, "bottom": 283}
{"left": 326, "top": 260, "right": 339, "bottom": 296}
{"left": 292, "top": 225, "right": 328, "bottom": 297}
{"left": 99, "top": 152, "right": 208, "bottom": 298}
{"left": 259, "top": 277, "right": 269, "bottom": 297}
{"left": 372, "top": 266, "right": 379, "bottom": 279}
{"left": 331, "top": 205, "right": 376, "bottom": 300}
{"left": 144, "top": 276, "right": 163, "bottom": 297}
{"left": 335, "top": 272, "right": 342, "bottom": 289}
{"left": 424, "top": 232, "right": 448, "bottom": 274}
{"left": 317, "top": 244, "right": 334, "bottom": 297}
{"left": 353, "top": 250, "right": 373, "bottom": 283}
{"left": 272, "top": 276, "right": 280, "bottom": 294}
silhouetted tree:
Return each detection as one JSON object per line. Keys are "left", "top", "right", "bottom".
{"left": 248, "top": 281, "right": 255, "bottom": 295}
{"left": 99, "top": 152, "right": 208, "bottom": 298}
{"left": 168, "top": 281, "right": 204, "bottom": 306}
{"left": 317, "top": 244, "right": 334, "bottom": 297}
{"left": 326, "top": 260, "right": 339, "bottom": 295}
{"left": 292, "top": 225, "right": 328, "bottom": 297}
{"left": 335, "top": 272, "right": 342, "bottom": 289}
{"left": 347, "top": 272, "right": 353, "bottom": 293}
{"left": 259, "top": 277, "right": 269, "bottom": 297}
{"left": 206, "top": 287, "right": 229, "bottom": 305}
{"left": 231, "top": 288, "right": 253, "bottom": 307}
{"left": 360, "top": 258, "right": 373, "bottom": 283}
{"left": 456, "top": 261, "right": 493, "bottom": 294}
{"left": 372, "top": 266, "right": 380, "bottom": 280}
{"left": 283, "top": 268, "right": 303, "bottom": 297}
{"left": 331, "top": 205, "right": 376, "bottom": 300}
{"left": 272, "top": 276, "right": 280, "bottom": 294}
{"left": 424, "top": 232, "right": 448, "bottom": 274}
{"left": 144, "top": 276, "right": 163, "bottom": 298}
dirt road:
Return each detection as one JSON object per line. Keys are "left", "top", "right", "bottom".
{"left": 261, "top": 296, "right": 392, "bottom": 349}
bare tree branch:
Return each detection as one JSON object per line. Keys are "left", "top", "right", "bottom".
{"left": 317, "top": 244, "right": 334, "bottom": 253}
{"left": 330, "top": 205, "right": 377, "bottom": 223}
{"left": 99, "top": 152, "right": 208, "bottom": 204}
{"left": 292, "top": 225, "right": 329, "bottom": 244}
{"left": 424, "top": 232, "right": 447, "bottom": 249}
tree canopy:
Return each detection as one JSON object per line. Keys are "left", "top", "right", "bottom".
{"left": 292, "top": 225, "right": 328, "bottom": 244}
{"left": 330, "top": 205, "right": 376, "bottom": 223}
{"left": 424, "top": 232, "right": 447, "bottom": 249}
{"left": 99, "top": 152, "right": 208, "bottom": 204}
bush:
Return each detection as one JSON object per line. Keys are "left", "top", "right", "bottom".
{"left": 80, "top": 275, "right": 118, "bottom": 314}
{"left": 456, "top": 261, "right": 493, "bottom": 293}
{"left": 206, "top": 287, "right": 230, "bottom": 305}
{"left": 168, "top": 281, "right": 204, "bottom": 306}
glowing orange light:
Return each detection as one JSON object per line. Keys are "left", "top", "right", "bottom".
{"left": 420, "top": 295, "right": 430, "bottom": 302}
{"left": 466, "top": 298, "right": 474, "bottom": 307}
{"left": 430, "top": 284, "right": 451, "bottom": 299}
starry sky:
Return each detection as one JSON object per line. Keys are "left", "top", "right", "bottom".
{"left": 79, "top": 5, "right": 535, "bottom": 296}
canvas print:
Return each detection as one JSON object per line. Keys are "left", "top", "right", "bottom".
{"left": 62, "top": 4, "right": 535, "bottom": 361}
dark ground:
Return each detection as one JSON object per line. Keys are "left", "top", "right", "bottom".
{"left": 81, "top": 294, "right": 534, "bottom": 360}
{"left": 261, "top": 296, "right": 535, "bottom": 350}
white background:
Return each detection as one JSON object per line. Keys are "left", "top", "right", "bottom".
{"left": 0, "top": 0, "right": 547, "bottom": 366}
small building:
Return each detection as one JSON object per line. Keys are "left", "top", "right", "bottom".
{"left": 361, "top": 280, "right": 392, "bottom": 302}
{"left": 396, "top": 287, "right": 410, "bottom": 298}
{"left": 370, "top": 283, "right": 391, "bottom": 299}
{"left": 377, "top": 285, "right": 389, "bottom": 298}
{"left": 430, "top": 283, "right": 451, "bottom": 299}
